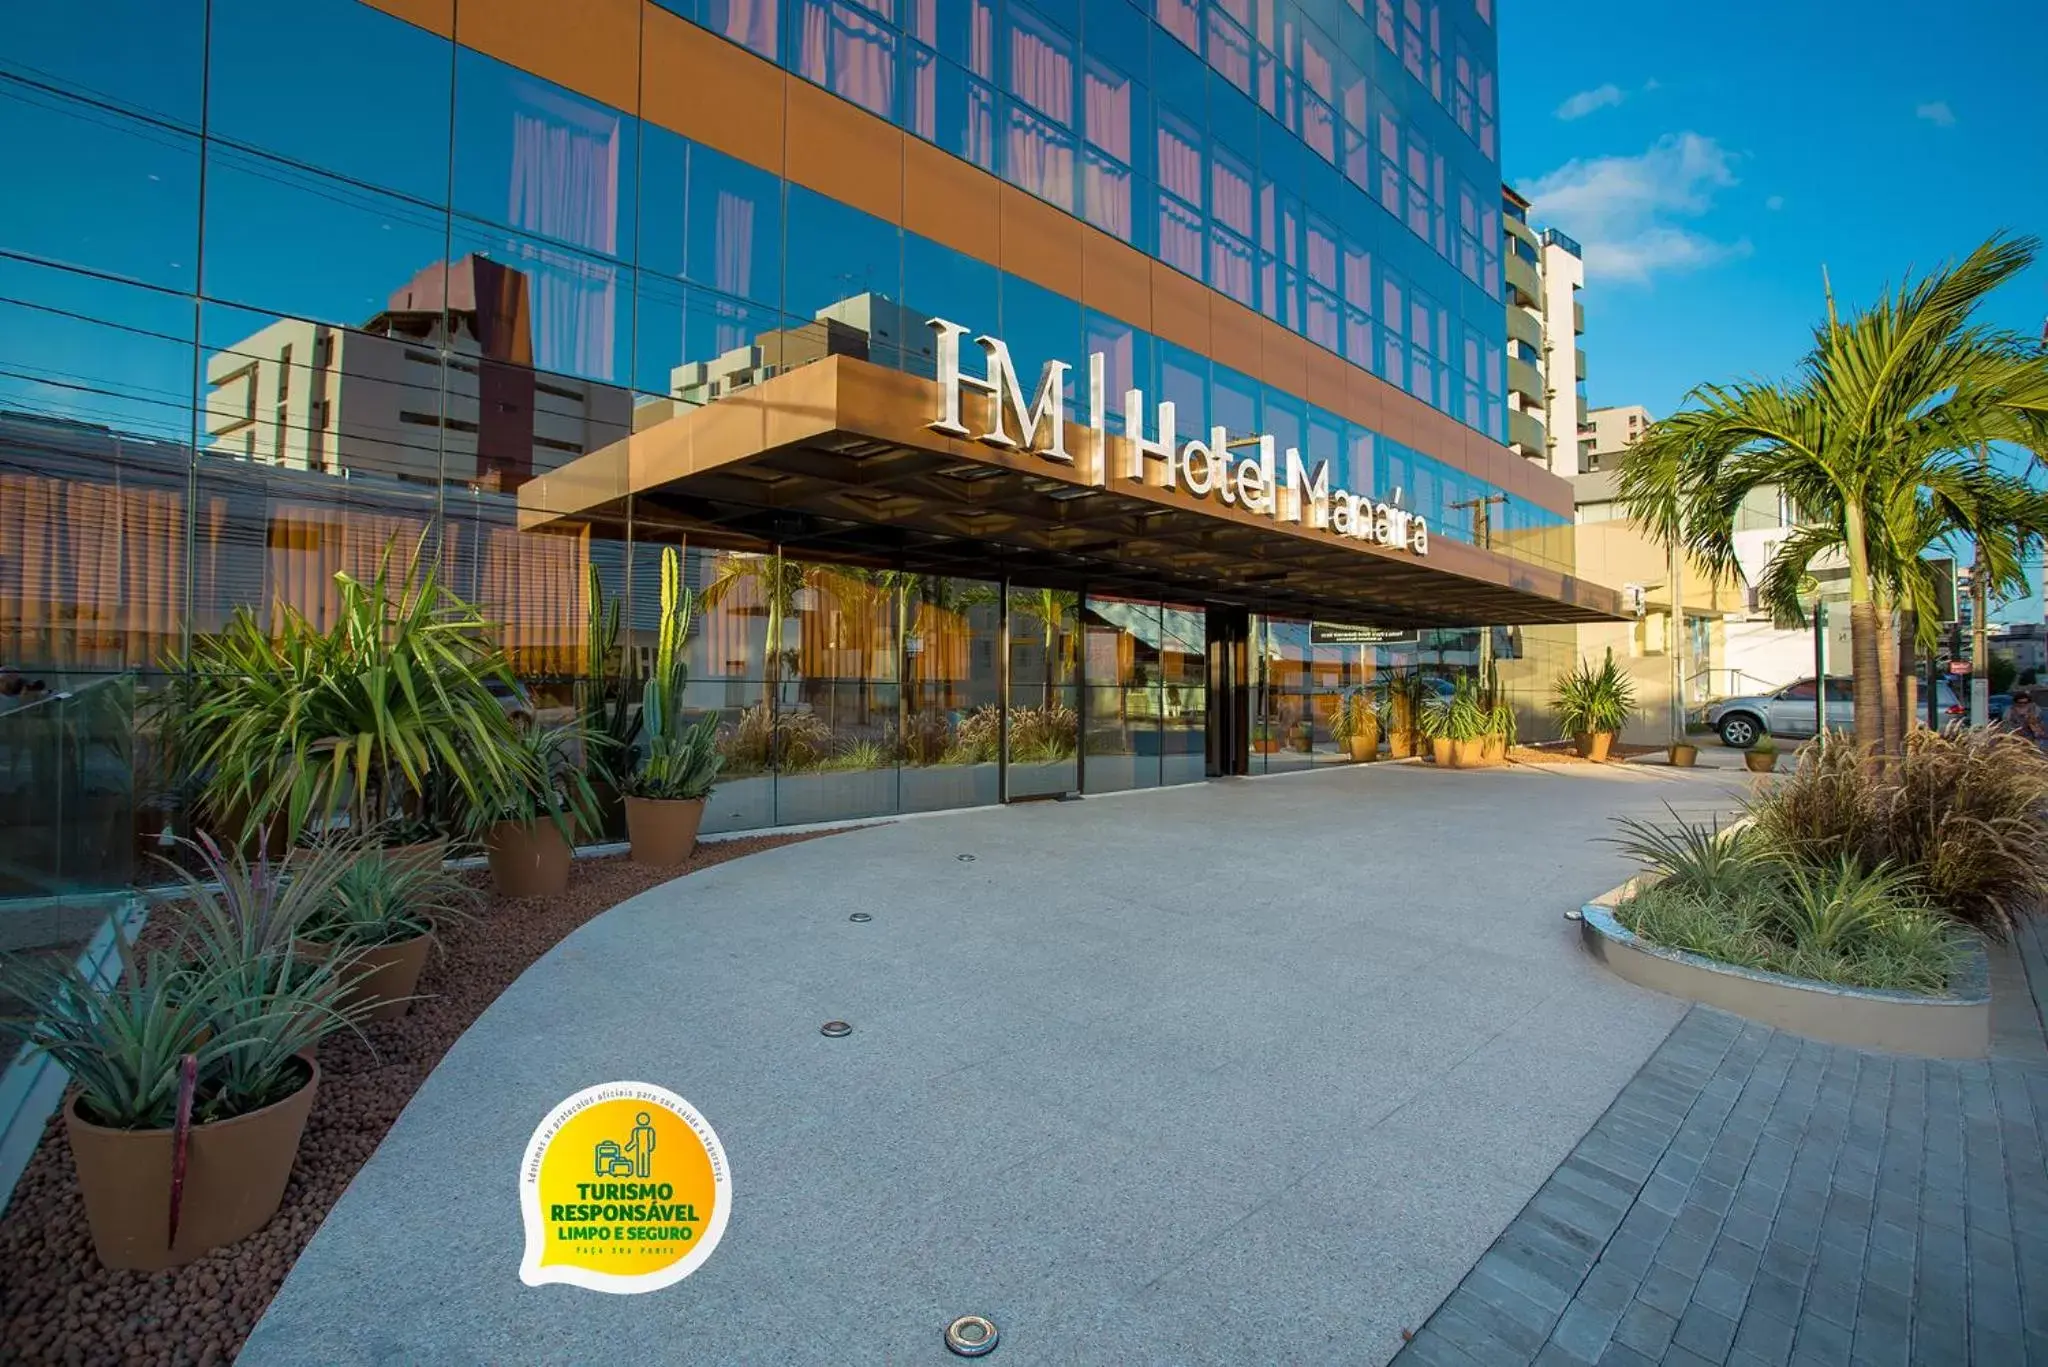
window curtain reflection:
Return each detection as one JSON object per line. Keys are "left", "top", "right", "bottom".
{"left": 797, "top": 0, "right": 896, "bottom": 119}
{"left": 507, "top": 84, "right": 622, "bottom": 379}
{"left": 0, "top": 462, "right": 185, "bottom": 670}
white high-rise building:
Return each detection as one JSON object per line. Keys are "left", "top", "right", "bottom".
{"left": 1502, "top": 186, "right": 1590, "bottom": 476}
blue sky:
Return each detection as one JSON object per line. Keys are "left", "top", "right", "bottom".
{"left": 1499, "top": 0, "right": 2048, "bottom": 621}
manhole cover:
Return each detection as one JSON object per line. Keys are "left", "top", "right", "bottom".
{"left": 849, "top": 912, "right": 873, "bottom": 923}
{"left": 820, "top": 1020, "right": 853, "bottom": 1038}
{"left": 944, "top": 1315, "right": 998, "bottom": 1357}
{"left": 957, "top": 853, "right": 977, "bottom": 862}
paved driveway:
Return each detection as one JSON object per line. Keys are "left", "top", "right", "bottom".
{"left": 245, "top": 762, "right": 1749, "bottom": 1365}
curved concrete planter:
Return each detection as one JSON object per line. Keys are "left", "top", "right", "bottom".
{"left": 1578, "top": 886, "right": 1990, "bottom": 1058}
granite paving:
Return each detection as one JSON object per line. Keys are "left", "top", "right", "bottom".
{"left": 243, "top": 759, "right": 1749, "bottom": 1365}
{"left": 1395, "top": 935, "right": 2048, "bottom": 1367}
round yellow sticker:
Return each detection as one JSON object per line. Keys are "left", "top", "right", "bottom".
{"left": 518, "top": 1081, "right": 731, "bottom": 1294}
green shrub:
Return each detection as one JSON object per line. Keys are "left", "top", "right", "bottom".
{"left": 1746, "top": 727, "right": 2048, "bottom": 937}
{"left": 1551, "top": 648, "right": 1637, "bottom": 738}
{"left": 1604, "top": 806, "right": 1758, "bottom": 899}
{"left": 895, "top": 710, "right": 954, "bottom": 766}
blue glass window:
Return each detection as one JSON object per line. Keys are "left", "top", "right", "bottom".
{"left": 903, "top": 233, "right": 1000, "bottom": 347}
{"left": 792, "top": 0, "right": 899, "bottom": 122}
{"left": 1, "top": 85, "right": 200, "bottom": 294}
{"left": 784, "top": 186, "right": 901, "bottom": 359}
{"left": 636, "top": 125, "right": 688, "bottom": 281}
{"left": 686, "top": 146, "right": 783, "bottom": 308}
{"left": 453, "top": 49, "right": 638, "bottom": 264}
{"left": 449, "top": 217, "right": 635, "bottom": 388}
{"left": 207, "top": 0, "right": 451, "bottom": 206}
{"left": 1, "top": 0, "right": 204, "bottom": 130}
{"left": 997, "top": 273, "right": 1082, "bottom": 406}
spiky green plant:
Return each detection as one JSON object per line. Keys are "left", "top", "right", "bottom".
{"left": 300, "top": 834, "right": 478, "bottom": 950}
{"left": 625, "top": 548, "right": 725, "bottom": 801}
{"left": 1551, "top": 649, "right": 1638, "bottom": 738}
{"left": 1770, "top": 856, "right": 1930, "bottom": 952}
{"left": 1604, "top": 807, "right": 1757, "bottom": 898}
{"left": 175, "top": 536, "right": 525, "bottom": 845}
{"left": 1, "top": 837, "right": 382, "bottom": 1129}
{"left": 466, "top": 720, "right": 603, "bottom": 842}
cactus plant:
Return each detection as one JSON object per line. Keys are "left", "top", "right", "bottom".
{"left": 624, "top": 548, "right": 723, "bottom": 802}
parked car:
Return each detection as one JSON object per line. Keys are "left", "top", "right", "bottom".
{"left": 1706, "top": 677, "right": 1964, "bottom": 749}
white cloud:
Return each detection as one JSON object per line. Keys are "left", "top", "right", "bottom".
{"left": 1915, "top": 100, "right": 1956, "bottom": 127}
{"left": 1524, "top": 132, "right": 1750, "bottom": 285}
{"left": 1765, "top": 194, "right": 1786, "bottom": 211}
{"left": 1556, "top": 83, "right": 1625, "bottom": 120}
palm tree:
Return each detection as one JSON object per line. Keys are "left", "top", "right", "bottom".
{"left": 697, "top": 552, "right": 821, "bottom": 698}
{"left": 1619, "top": 233, "right": 2048, "bottom": 756}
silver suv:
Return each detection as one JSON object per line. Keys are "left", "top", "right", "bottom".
{"left": 1705, "top": 677, "right": 1963, "bottom": 749}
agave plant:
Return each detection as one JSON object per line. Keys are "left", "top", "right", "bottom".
{"left": 175, "top": 537, "right": 526, "bottom": 846}
{"left": 299, "top": 836, "right": 478, "bottom": 951}
{"left": 625, "top": 547, "right": 725, "bottom": 802}
{"left": 1770, "top": 856, "right": 1930, "bottom": 953}
{"left": 465, "top": 720, "right": 602, "bottom": 842}
{"left": 1, "top": 837, "right": 380, "bottom": 1130}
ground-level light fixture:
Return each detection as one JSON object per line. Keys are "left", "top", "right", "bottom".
{"left": 944, "top": 1315, "right": 999, "bottom": 1357}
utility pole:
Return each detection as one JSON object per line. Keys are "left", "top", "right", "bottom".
{"left": 1972, "top": 445, "right": 1991, "bottom": 727}
{"left": 1668, "top": 533, "right": 1686, "bottom": 746}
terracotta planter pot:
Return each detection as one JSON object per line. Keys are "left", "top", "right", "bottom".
{"left": 1745, "top": 752, "right": 1778, "bottom": 773}
{"left": 1430, "top": 737, "right": 1452, "bottom": 766}
{"left": 1574, "top": 731, "right": 1615, "bottom": 762}
{"left": 1451, "top": 737, "right": 1488, "bottom": 768}
{"left": 297, "top": 928, "right": 434, "bottom": 1022}
{"left": 1346, "top": 731, "right": 1379, "bottom": 762}
{"left": 1252, "top": 739, "right": 1277, "bottom": 755}
{"left": 1669, "top": 742, "right": 1699, "bottom": 768}
{"left": 486, "top": 820, "right": 572, "bottom": 899}
{"left": 1482, "top": 734, "right": 1507, "bottom": 764}
{"left": 65, "top": 1057, "right": 318, "bottom": 1271}
{"left": 1387, "top": 730, "right": 1417, "bottom": 760}
{"left": 625, "top": 795, "right": 705, "bottom": 868}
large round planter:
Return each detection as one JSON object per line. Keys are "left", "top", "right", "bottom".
{"left": 1429, "top": 737, "right": 1452, "bottom": 766}
{"left": 65, "top": 1056, "right": 318, "bottom": 1271}
{"left": 1745, "top": 752, "right": 1778, "bottom": 774}
{"left": 1481, "top": 734, "right": 1507, "bottom": 765}
{"left": 1450, "top": 737, "right": 1488, "bottom": 768}
{"left": 1668, "top": 742, "right": 1699, "bottom": 768}
{"left": 486, "top": 820, "right": 571, "bottom": 899}
{"left": 1574, "top": 731, "right": 1615, "bottom": 762}
{"left": 1252, "top": 739, "right": 1278, "bottom": 755}
{"left": 1346, "top": 730, "right": 1379, "bottom": 762}
{"left": 1387, "top": 730, "right": 1417, "bottom": 760}
{"left": 626, "top": 795, "right": 706, "bottom": 868}
{"left": 298, "top": 928, "right": 434, "bottom": 1022}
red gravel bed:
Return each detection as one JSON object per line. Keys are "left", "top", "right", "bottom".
{"left": 0, "top": 833, "right": 844, "bottom": 1366}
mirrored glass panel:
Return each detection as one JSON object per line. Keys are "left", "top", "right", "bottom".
{"left": 1006, "top": 584, "right": 1078, "bottom": 798}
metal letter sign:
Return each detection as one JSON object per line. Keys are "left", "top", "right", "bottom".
{"left": 925, "top": 317, "right": 1430, "bottom": 557}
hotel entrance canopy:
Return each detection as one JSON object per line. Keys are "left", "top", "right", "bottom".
{"left": 518, "top": 357, "right": 1624, "bottom": 629}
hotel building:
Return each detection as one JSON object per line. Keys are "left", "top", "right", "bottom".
{"left": 0, "top": 0, "right": 1620, "bottom": 895}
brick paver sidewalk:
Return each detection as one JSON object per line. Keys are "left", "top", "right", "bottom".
{"left": 1395, "top": 979, "right": 2048, "bottom": 1366}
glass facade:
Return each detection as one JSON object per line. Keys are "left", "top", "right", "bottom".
{"left": 0, "top": 0, "right": 1573, "bottom": 889}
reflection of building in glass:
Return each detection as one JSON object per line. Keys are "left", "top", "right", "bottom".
{"left": 669, "top": 294, "right": 932, "bottom": 406}
{"left": 205, "top": 256, "right": 629, "bottom": 491}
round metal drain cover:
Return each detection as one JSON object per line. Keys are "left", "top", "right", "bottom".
{"left": 957, "top": 853, "right": 977, "bottom": 862}
{"left": 849, "top": 912, "right": 873, "bottom": 923}
{"left": 1563, "top": 908, "right": 1584, "bottom": 922}
{"left": 820, "top": 1020, "right": 853, "bottom": 1038}
{"left": 944, "top": 1315, "right": 998, "bottom": 1357}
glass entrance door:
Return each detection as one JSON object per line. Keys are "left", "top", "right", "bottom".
{"left": 1205, "top": 606, "right": 1250, "bottom": 777}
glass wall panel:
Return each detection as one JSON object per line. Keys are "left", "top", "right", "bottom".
{"left": 684, "top": 146, "right": 784, "bottom": 309}
{"left": 0, "top": 84, "right": 201, "bottom": 293}
{"left": 207, "top": 0, "right": 453, "bottom": 205}
{"left": 201, "top": 144, "right": 450, "bottom": 328}
{"left": 1, "top": 0, "right": 205, "bottom": 130}
{"left": 1251, "top": 615, "right": 1314, "bottom": 772}
{"left": 667, "top": 541, "right": 773, "bottom": 833}
{"left": 770, "top": 560, "right": 902, "bottom": 824}
{"left": 453, "top": 48, "right": 637, "bottom": 263}
{"left": 0, "top": 262, "right": 195, "bottom": 676}
{"left": 1080, "top": 594, "right": 1161, "bottom": 794}
{"left": 901, "top": 574, "right": 1002, "bottom": 813}
{"left": 1006, "top": 585, "right": 1077, "bottom": 798}
{"left": 1159, "top": 602, "right": 1207, "bottom": 785}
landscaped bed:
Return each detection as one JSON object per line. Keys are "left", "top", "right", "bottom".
{"left": 0, "top": 834, "right": 841, "bottom": 1367}
{"left": 1585, "top": 727, "right": 2048, "bottom": 1047}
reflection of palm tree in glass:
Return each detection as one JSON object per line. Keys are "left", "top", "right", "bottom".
{"left": 964, "top": 586, "right": 1076, "bottom": 706}
{"left": 698, "top": 553, "right": 818, "bottom": 697}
